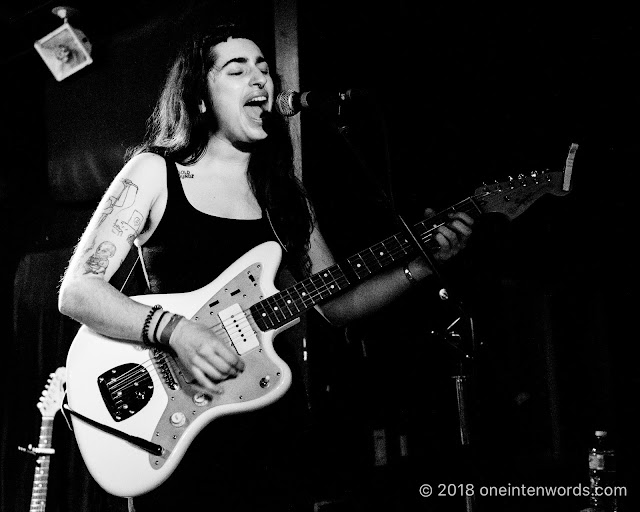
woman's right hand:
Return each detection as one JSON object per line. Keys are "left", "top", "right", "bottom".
{"left": 168, "top": 318, "right": 245, "bottom": 393}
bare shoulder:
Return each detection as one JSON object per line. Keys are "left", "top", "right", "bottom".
{"left": 119, "top": 152, "right": 167, "bottom": 185}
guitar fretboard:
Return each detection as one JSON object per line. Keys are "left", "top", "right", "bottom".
{"left": 30, "top": 417, "right": 53, "bottom": 512}
{"left": 251, "top": 197, "right": 482, "bottom": 331}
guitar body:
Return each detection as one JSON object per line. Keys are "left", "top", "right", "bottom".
{"left": 66, "top": 241, "right": 296, "bottom": 497}
{"left": 65, "top": 161, "right": 575, "bottom": 498}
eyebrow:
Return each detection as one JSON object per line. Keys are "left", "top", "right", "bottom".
{"left": 218, "top": 55, "right": 267, "bottom": 69}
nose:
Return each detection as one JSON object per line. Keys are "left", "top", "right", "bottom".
{"left": 250, "top": 67, "right": 267, "bottom": 89}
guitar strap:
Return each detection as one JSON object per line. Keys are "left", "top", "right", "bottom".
{"left": 123, "top": 248, "right": 144, "bottom": 292}
{"left": 135, "top": 244, "right": 150, "bottom": 291}
{"left": 265, "top": 209, "right": 288, "bottom": 253}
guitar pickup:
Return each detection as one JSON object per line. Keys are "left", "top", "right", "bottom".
{"left": 218, "top": 303, "right": 260, "bottom": 355}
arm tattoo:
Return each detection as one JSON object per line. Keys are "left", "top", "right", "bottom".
{"left": 97, "top": 178, "right": 144, "bottom": 245}
{"left": 83, "top": 241, "right": 117, "bottom": 275}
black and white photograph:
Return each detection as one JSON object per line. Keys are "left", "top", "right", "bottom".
{"left": 2, "top": 1, "right": 637, "bottom": 511}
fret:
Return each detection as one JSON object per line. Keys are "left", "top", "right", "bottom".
{"left": 264, "top": 296, "right": 287, "bottom": 324}
{"left": 295, "top": 281, "right": 316, "bottom": 307}
{"left": 305, "top": 274, "right": 324, "bottom": 299}
{"left": 30, "top": 418, "right": 54, "bottom": 512}
{"left": 284, "top": 288, "right": 303, "bottom": 313}
{"left": 346, "top": 253, "right": 371, "bottom": 279}
{"left": 363, "top": 247, "right": 383, "bottom": 272}
{"left": 307, "top": 274, "right": 329, "bottom": 301}
{"left": 252, "top": 302, "right": 276, "bottom": 330}
{"left": 277, "top": 289, "right": 299, "bottom": 317}
{"left": 326, "top": 265, "right": 350, "bottom": 290}
{"left": 252, "top": 196, "right": 488, "bottom": 331}
{"left": 270, "top": 294, "right": 291, "bottom": 321}
{"left": 288, "top": 282, "right": 312, "bottom": 309}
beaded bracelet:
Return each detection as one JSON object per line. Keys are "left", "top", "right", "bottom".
{"left": 403, "top": 263, "right": 418, "bottom": 286}
{"left": 152, "top": 310, "right": 170, "bottom": 345}
{"left": 142, "top": 304, "right": 162, "bottom": 347}
{"left": 159, "top": 314, "right": 185, "bottom": 346}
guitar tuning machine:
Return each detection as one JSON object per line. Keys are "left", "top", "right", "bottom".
{"left": 517, "top": 173, "right": 527, "bottom": 186}
{"left": 482, "top": 180, "right": 503, "bottom": 192}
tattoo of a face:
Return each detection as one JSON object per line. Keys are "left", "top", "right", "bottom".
{"left": 83, "top": 241, "right": 117, "bottom": 275}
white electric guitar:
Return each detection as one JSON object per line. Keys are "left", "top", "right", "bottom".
{"left": 66, "top": 156, "right": 575, "bottom": 497}
{"left": 19, "top": 367, "right": 67, "bottom": 512}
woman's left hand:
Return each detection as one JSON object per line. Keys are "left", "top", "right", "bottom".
{"left": 425, "top": 208, "right": 474, "bottom": 262}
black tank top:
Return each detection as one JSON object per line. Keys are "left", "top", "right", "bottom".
{"left": 132, "top": 158, "right": 309, "bottom": 511}
{"left": 141, "top": 158, "right": 274, "bottom": 294}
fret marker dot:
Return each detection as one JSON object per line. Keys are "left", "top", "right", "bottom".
{"left": 262, "top": 313, "right": 267, "bottom": 317}
{"left": 357, "top": 263, "right": 361, "bottom": 268}
{"left": 302, "top": 292, "right": 306, "bottom": 296}
{"left": 379, "top": 251, "right": 384, "bottom": 256}
{"left": 287, "top": 300, "right": 291, "bottom": 304}
{"left": 274, "top": 307, "right": 278, "bottom": 310}
{"left": 323, "top": 273, "right": 328, "bottom": 277}
{"left": 330, "top": 285, "right": 335, "bottom": 289}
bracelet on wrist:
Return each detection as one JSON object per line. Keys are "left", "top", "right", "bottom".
{"left": 152, "top": 310, "right": 170, "bottom": 345}
{"left": 403, "top": 263, "right": 418, "bottom": 286}
{"left": 142, "top": 304, "right": 163, "bottom": 347}
{"left": 159, "top": 314, "right": 185, "bottom": 346}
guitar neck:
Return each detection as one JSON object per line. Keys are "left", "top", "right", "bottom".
{"left": 29, "top": 418, "right": 54, "bottom": 512}
{"left": 251, "top": 197, "right": 482, "bottom": 330}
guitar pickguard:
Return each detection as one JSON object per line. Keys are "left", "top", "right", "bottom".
{"left": 146, "top": 262, "right": 284, "bottom": 469}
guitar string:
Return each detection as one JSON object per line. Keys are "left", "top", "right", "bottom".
{"left": 105, "top": 198, "right": 484, "bottom": 396}
{"left": 108, "top": 175, "right": 543, "bottom": 398}
{"left": 105, "top": 199, "right": 483, "bottom": 397}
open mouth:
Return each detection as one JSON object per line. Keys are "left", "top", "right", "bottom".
{"left": 244, "top": 95, "right": 268, "bottom": 123}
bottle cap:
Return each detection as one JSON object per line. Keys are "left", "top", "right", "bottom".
{"left": 595, "top": 430, "right": 607, "bottom": 437}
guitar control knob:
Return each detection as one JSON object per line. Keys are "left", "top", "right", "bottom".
{"left": 193, "top": 392, "right": 210, "bottom": 406}
{"left": 170, "top": 412, "right": 186, "bottom": 427}
{"left": 259, "top": 376, "right": 271, "bottom": 388}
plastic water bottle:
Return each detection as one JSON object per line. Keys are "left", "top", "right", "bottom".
{"left": 587, "top": 430, "right": 618, "bottom": 511}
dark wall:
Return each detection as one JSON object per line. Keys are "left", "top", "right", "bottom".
{"left": 298, "top": 2, "right": 638, "bottom": 510}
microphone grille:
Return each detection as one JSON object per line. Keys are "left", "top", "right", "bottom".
{"left": 275, "top": 90, "right": 297, "bottom": 117}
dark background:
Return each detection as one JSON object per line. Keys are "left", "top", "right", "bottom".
{"left": 2, "top": 1, "right": 637, "bottom": 511}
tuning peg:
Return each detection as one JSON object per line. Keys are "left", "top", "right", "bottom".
{"left": 527, "top": 170, "right": 539, "bottom": 184}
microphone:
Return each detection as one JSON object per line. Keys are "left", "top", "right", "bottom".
{"left": 275, "top": 89, "right": 364, "bottom": 117}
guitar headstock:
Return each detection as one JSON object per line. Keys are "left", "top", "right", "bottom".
{"left": 474, "top": 169, "right": 572, "bottom": 221}
{"left": 37, "top": 367, "right": 66, "bottom": 419}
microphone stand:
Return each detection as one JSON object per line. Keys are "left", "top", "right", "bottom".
{"left": 313, "top": 96, "right": 478, "bottom": 512}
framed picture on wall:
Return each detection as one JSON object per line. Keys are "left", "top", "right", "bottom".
{"left": 34, "top": 22, "right": 93, "bottom": 81}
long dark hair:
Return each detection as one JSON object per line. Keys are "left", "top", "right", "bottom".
{"left": 127, "top": 23, "right": 313, "bottom": 277}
